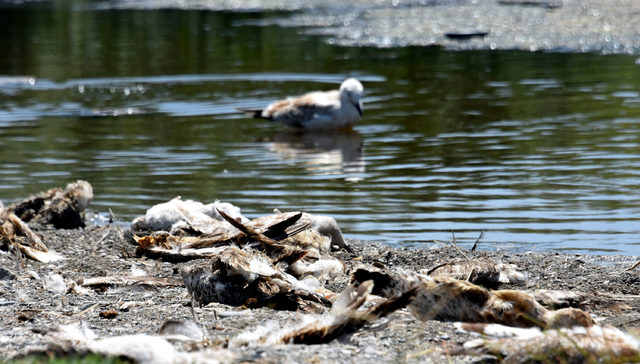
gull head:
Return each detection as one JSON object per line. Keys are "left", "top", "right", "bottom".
{"left": 339, "top": 78, "right": 364, "bottom": 116}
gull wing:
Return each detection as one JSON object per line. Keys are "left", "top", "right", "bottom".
{"left": 266, "top": 94, "right": 336, "bottom": 128}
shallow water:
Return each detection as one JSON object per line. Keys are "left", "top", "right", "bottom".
{"left": 1, "top": 3, "right": 639, "bottom": 254}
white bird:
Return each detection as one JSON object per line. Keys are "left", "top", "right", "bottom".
{"left": 130, "top": 197, "right": 247, "bottom": 235}
{"left": 244, "top": 78, "right": 364, "bottom": 130}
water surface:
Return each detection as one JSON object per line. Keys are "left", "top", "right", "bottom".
{"left": 1, "top": 3, "right": 639, "bottom": 254}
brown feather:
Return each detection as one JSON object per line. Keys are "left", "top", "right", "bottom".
{"left": 281, "top": 282, "right": 417, "bottom": 344}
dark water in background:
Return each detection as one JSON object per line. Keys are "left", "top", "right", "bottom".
{"left": 1, "top": 2, "right": 639, "bottom": 254}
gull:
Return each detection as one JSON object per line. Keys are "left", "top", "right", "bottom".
{"left": 351, "top": 267, "right": 595, "bottom": 329}
{"left": 130, "top": 196, "right": 247, "bottom": 235}
{"left": 456, "top": 323, "right": 640, "bottom": 363}
{"left": 8, "top": 180, "right": 93, "bottom": 229}
{"left": 181, "top": 245, "right": 332, "bottom": 313}
{"left": 243, "top": 78, "right": 364, "bottom": 130}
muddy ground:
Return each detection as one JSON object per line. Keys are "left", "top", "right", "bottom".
{"left": 1, "top": 222, "right": 639, "bottom": 363}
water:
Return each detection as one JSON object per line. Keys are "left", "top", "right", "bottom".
{"left": 1, "top": 3, "right": 639, "bottom": 255}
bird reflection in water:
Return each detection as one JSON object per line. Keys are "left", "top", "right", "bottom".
{"left": 261, "top": 129, "right": 365, "bottom": 180}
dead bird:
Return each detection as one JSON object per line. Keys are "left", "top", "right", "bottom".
{"left": 456, "top": 323, "right": 640, "bottom": 364}
{"left": 529, "top": 289, "right": 636, "bottom": 311}
{"left": 229, "top": 210, "right": 352, "bottom": 254}
{"left": 279, "top": 281, "right": 415, "bottom": 344}
{"left": 423, "top": 260, "right": 526, "bottom": 289}
{"left": 134, "top": 202, "right": 350, "bottom": 285}
{"left": 230, "top": 280, "right": 417, "bottom": 346}
{"left": 0, "top": 209, "right": 46, "bottom": 251}
{"left": 131, "top": 198, "right": 352, "bottom": 254}
{"left": 0, "top": 209, "right": 64, "bottom": 262}
{"left": 133, "top": 209, "right": 348, "bottom": 282}
{"left": 424, "top": 262, "right": 630, "bottom": 312}
{"left": 351, "top": 267, "right": 594, "bottom": 329}
{"left": 41, "top": 322, "right": 235, "bottom": 364}
{"left": 130, "top": 196, "right": 247, "bottom": 235}
{"left": 7, "top": 180, "right": 93, "bottom": 229}
{"left": 214, "top": 209, "right": 346, "bottom": 280}
{"left": 181, "top": 245, "right": 332, "bottom": 313}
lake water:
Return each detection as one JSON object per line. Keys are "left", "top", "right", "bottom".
{"left": 1, "top": 3, "right": 639, "bottom": 255}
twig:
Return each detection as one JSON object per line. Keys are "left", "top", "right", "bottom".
{"left": 12, "top": 240, "right": 26, "bottom": 271}
{"left": 119, "top": 245, "right": 132, "bottom": 259}
{"left": 108, "top": 209, "right": 125, "bottom": 237}
{"left": 471, "top": 230, "right": 485, "bottom": 252}
{"left": 76, "top": 302, "right": 99, "bottom": 316}
{"left": 424, "top": 262, "right": 449, "bottom": 276}
{"left": 89, "top": 223, "right": 113, "bottom": 259}
{"left": 466, "top": 267, "right": 476, "bottom": 282}
{"left": 108, "top": 209, "right": 132, "bottom": 258}
{"left": 627, "top": 261, "right": 640, "bottom": 272}
{"left": 405, "top": 347, "right": 442, "bottom": 361}
{"left": 95, "top": 226, "right": 112, "bottom": 246}
{"left": 190, "top": 294, "right": 211, "bottom": 341}
{"left": 432, "top": 233, "right": 470, "bottom": 260}
{"left": 448, "top": 231, "right": 470, "bottom": 261}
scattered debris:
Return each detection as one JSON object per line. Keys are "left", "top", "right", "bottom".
{"left": 497, "top": 0, "right": 562, "bottom": 9}
{"left": 80, "top": 275, "right": 183, "bottom": 290}
{"left": 444, "top": 31, "right": 489, "bottom": 40}
{"left": 0, "top": 266, "right": 16, "bottom": 280}
{"left": 43, "top": 273, "right": 67, "bottom": 294}
{"left": 16, "top": 309, "right": 38, "bottom": 322}
{"left": 98, "top": 309, "right": 118, "bottom": 319}
{"left": 158, "top": 319, "right": 205, "bottom": 341}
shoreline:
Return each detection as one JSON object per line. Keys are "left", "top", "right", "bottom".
{"left": 1, "top": 223, "right": 638, "bottom": 362}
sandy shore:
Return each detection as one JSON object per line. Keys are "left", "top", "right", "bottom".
{"left": 1, "top": 222, "right": 638, "bottom": 363}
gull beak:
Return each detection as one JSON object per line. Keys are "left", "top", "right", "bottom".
{"left": 355, "top": 101, "right": 363, "bottom": 117}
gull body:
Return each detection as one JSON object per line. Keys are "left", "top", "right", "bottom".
{"left": 457, "top": 323, "right": 640, "bottom": 363}
{"left": 250, "top": 78, "right": 364, "bottom": 130}
{"left": 351, "top": 267, "right": 595, "bottom": 329}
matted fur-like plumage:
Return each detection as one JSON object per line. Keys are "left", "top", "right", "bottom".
{"left": 351, "top": 267, "right": 595, "bottom": 329}
{"left": 7, "top": 180, "right": 93, "bottom": 229}
{"left": 456, "top": 323, "right": 640, "bottom": 363}
{"left": 181, "top": 246, "right": 330, "bottom": 313}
